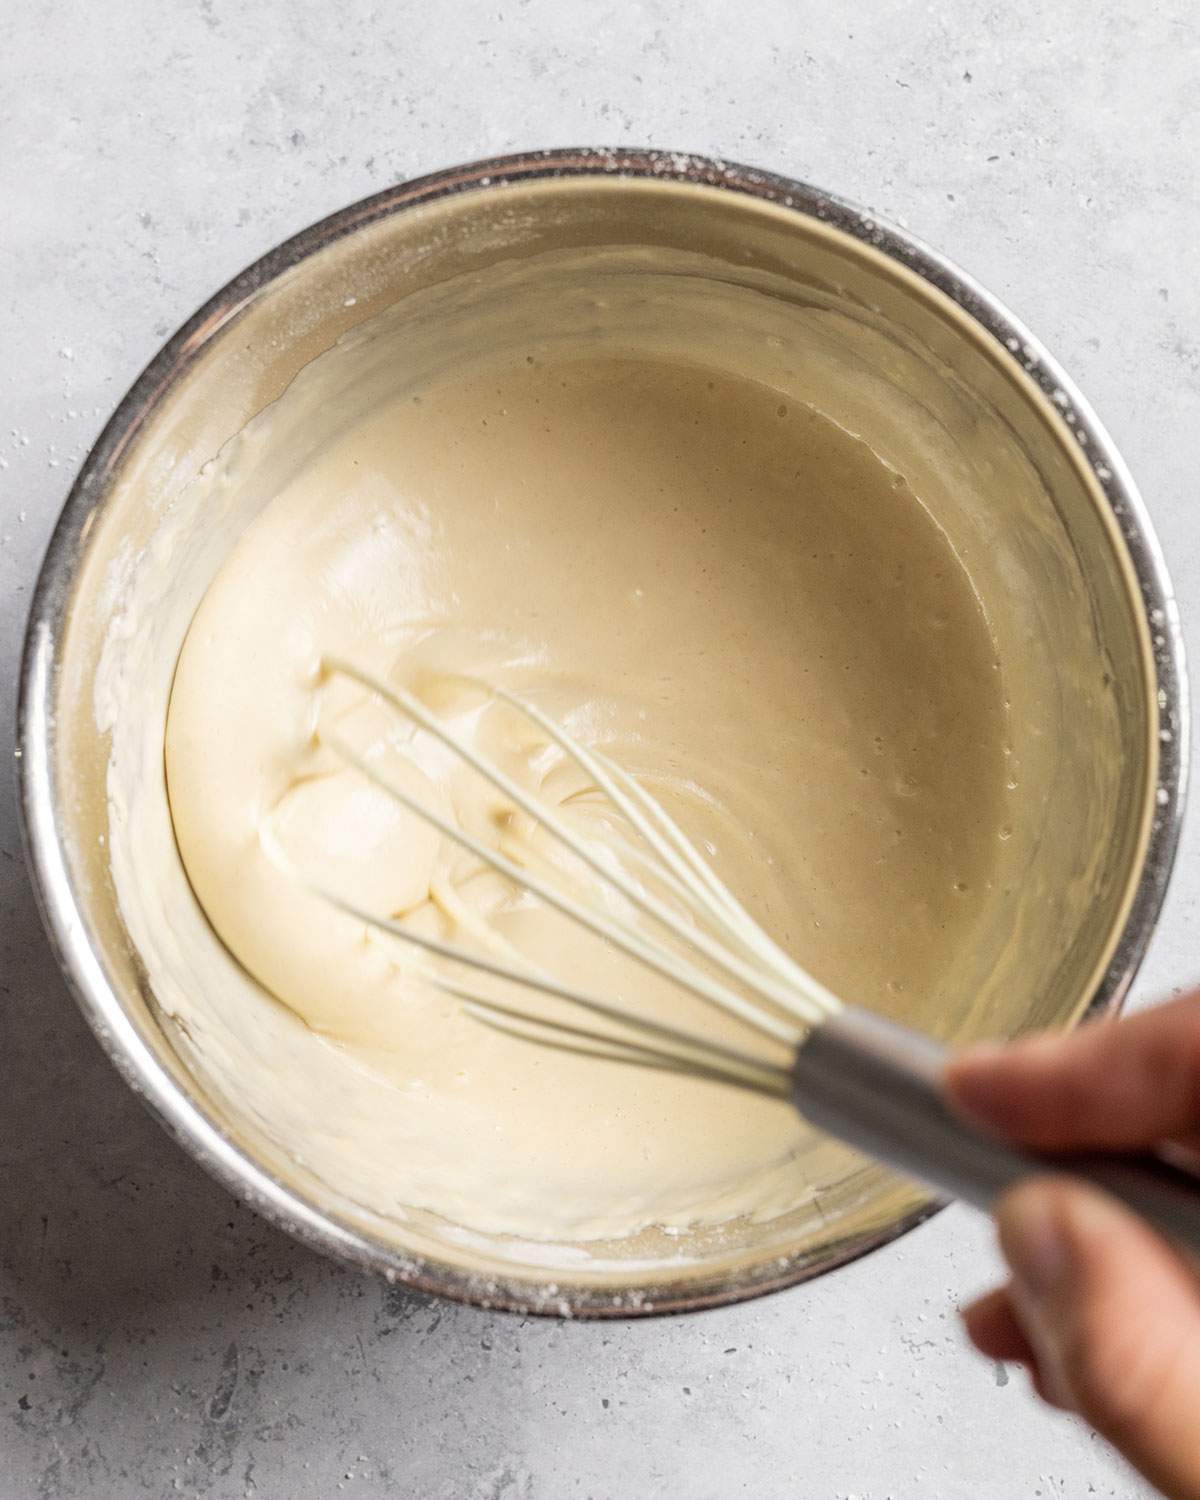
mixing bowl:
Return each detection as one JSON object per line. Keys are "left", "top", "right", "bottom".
{"left": 18, "top": 148, "right": 1187, "bottom": 1315}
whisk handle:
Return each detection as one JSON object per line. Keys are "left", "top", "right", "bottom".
{"left": 793, "top": 1007, "right": 1200, "bottom": 1258}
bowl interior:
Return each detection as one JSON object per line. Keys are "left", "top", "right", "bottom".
{"left": 34, "top": 171, "right": 1156, "bottom": 1311}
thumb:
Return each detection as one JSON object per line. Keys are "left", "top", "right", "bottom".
{"left": 998, "top": 1177, "right": 1200, "bottom": 1500}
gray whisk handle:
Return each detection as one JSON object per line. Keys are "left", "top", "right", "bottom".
{"left": 793, "top": 1007, "right": 1200, "bottom": 1259}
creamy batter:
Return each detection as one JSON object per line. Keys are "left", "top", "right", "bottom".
{"left": 162, "top": 346, "right": 1010, "bottom": 1241}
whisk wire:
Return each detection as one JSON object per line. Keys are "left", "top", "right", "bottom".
{"left": 459, "top": 676, "right": 836, "bottom": 1017}
{"left": 322, "top": 659, "right": 836, "bottom": 1031}
{"left": 457, "top": 993, "right": 793, "bottom": 1100}
{"left": 476, "top": 683, "right": 755, "bottom": 937}
{"left": 260, "top": 821, "right": 793, "bottom": 1087}
{"left": 591, "top": 747, "right": 840, "bottom": 1006}
{"left": 320, "top": 728, "right": 798, "bottom": 1046}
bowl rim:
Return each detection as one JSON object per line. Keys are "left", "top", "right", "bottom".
{"left": 17, "top": 146, "right": 1190, "bottom": 1318}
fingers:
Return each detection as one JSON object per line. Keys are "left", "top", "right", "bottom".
{"left": 997, "top": 1178, "right": 1200, "bottom": 1500}
{"left": 945, "top": 992, "right": 1200, "bottom": 1151}
{"left": 951, "top": 992, "right": 1200, "bottom": 1493}
{"left": 962, "top": 1287, "right": 1068, "bottom": 1407}
{"left": 961, "top": 1285, "right": 1036, "bottom": 1364}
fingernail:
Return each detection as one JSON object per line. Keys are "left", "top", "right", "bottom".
{"left": 999, "top": 1184, "right": 1070, "bottom": 1302}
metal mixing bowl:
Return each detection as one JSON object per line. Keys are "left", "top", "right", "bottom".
{"left": 18, "top": 149, "right": 1188, "bottom": 1316}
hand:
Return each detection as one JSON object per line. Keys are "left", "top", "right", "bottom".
{"left": 945, "top": 993, "right": 1200, "bottom": 1500}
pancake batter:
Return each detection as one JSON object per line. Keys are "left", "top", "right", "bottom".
{"left": 163, "top": 347, "right": 1011, "bottom": 1242}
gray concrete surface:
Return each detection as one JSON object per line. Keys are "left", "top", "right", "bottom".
{"left": 2, "top": 1, "right": 1197, "bottom": 1495}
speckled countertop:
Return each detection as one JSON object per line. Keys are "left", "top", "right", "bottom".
{"left": 2, "top": 2, "right": 1197, "bottom": 1495}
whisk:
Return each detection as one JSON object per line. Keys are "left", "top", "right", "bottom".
{"left": 282, "top": 658, "right": 1200, "bottom": 1255}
